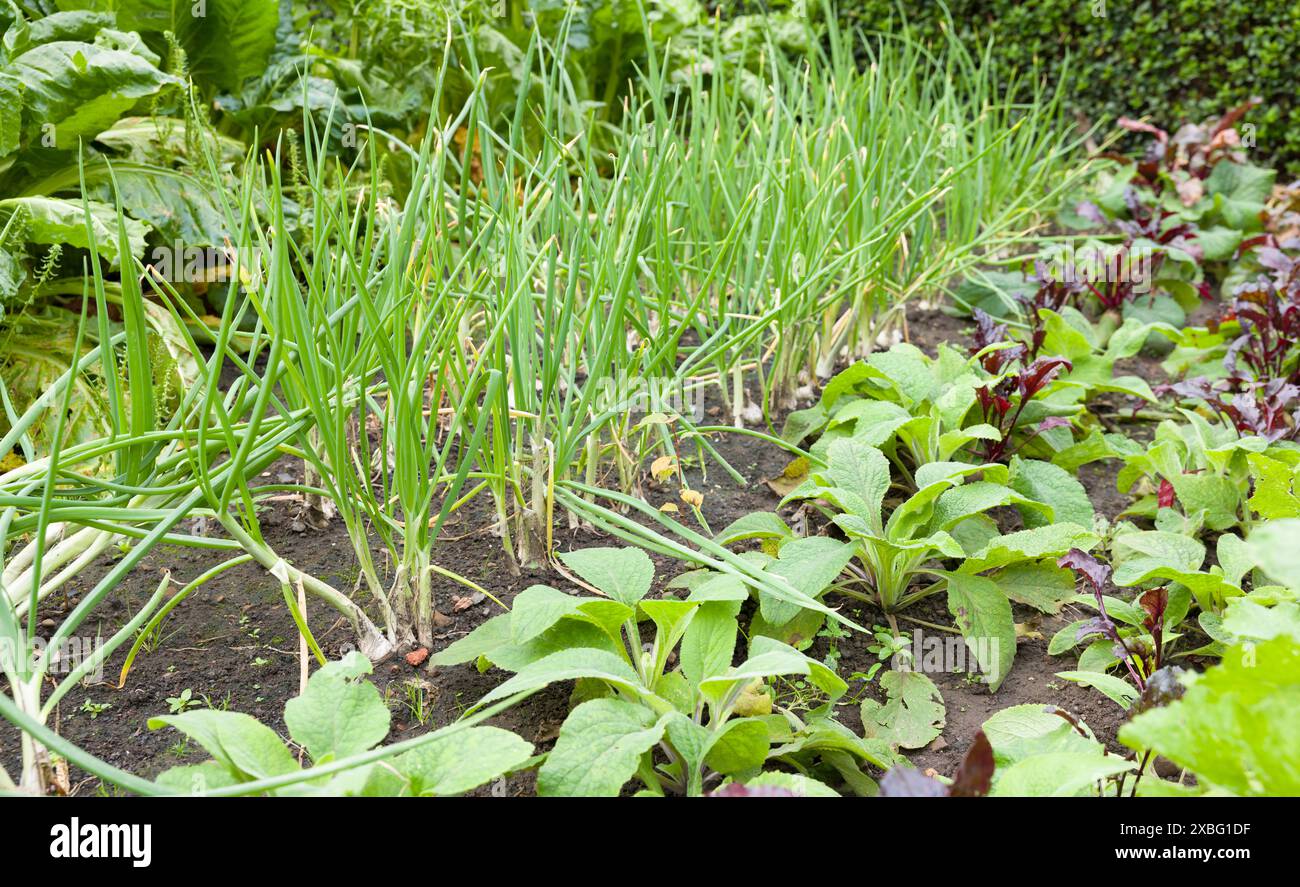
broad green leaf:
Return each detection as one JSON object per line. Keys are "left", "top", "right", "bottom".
{"left": 865, "top": 343, "right": 933, "bottom": 405}
{"left": 558, "top": 546, "right": 654, "bottom": 606}
{"left": 153, "top": 761, "right": 240, "bottom": 793}
{"left": 8, "top": 41, "right": 178, "bottom": 146}
{"left": 81, "top": 162, "right": 228, "bottom": 245}
{"left": 147, "top": 710, "right": 298, "bottom": 781}
{"left": 1120, "top": 639, "right": 1300, "bottom": 796}
{"left": 992, "top": 561, "right": 1076, "bottom": 614}
{"left": 537, "top": 699, "right": 667, "bottom": 797}
{"left": 704, "top": 718, "right": 771, "bottom": 775}
{"left": 713, "top": 511, "right": 792, "bottom": 545}
{"left": 283, "top": 652, "right": 389, "bottom": 763}
{"left": 960, "top": 523, "right": 1098, "bottom": 574}
{"left": 943, "top": 571, "right": 1015, "bottom": 691}
{"left": 990, "top": 751, "right": 1135, "bottom": 797}
{"left": 1204, "top": 161, "right": 1275, "bottom": 231}
{"left": 0, "top": 73, "right": 20, "bottom": 158}
{"left": 758, "top": 535, "right": 856, "bottom": 626}
{"left": 1110, "top": 530, "right": 1206, "bottom": 587}
{"left": 1009, "top": 456, "right": 1094, "bottom": 529}
{"left": 510, "top": 584, "right": 583, "bottom": 644}
{"left": 1222, "top": 598, "right": 1300, "bottom": 644}
{"left": 1248, "top": 453, "right": 1300, "bottom": 519}
{"left": 946, "top": 567, "right": 1013, "bottom": 691}
{"left": 117, "top": 0, "right": 280, "bottom": 92}
{"left": 1246, "top": 519, "right": 1300, "bottom": 590}
{"left": 430, "top": 613, "right": 512, "bottom": 666}
{"left": 726, "top": 771, "right": 840, "bottom": 797}
{"left": 981, "top": 703, "right": 1100, "bottom": 767}
{"left": 0, "top": 196, "right": 149, "bottom": 266}
{"left": 392, "top": 726, "right": 533, "bottom": 797}
{"left": 0, "top": 246, "right": 25, "bottom": 304}
{"left": 680, "top": 601, "right": 740, "bottom": 693}
{"left": 823, "top": 437, "right": 890, "bottom": 528}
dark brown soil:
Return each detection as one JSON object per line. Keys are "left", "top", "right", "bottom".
{"left": 1, "top": 303, "right": 1173, "bottom": 796}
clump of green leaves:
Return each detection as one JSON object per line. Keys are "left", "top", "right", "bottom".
{"left": 149, "top": 652, "right": 533, "bottom": 796}
{"left": 433, "top": 546, "right": 892, "bottom": 796}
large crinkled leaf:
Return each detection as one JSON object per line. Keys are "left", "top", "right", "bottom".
{"left": 929, "top": 481, "right": 1047, "bottom": 531}
{"left": 0, "top": 245, "right": 25, "bottom": 305}
{"left": 283, "top": 652, "right": 389, "bottom": 763}
{"left": 865, "top": 343, "right": 934, "bottom": 405}
{"left": 81, "top": 162, "right": 229, "bottom": 245}
{"left": 147, "top": 710, "right": 298, "bottom": 781}
{"left": 1110, "top": 529, "right": 1206, "bottom": 587}
{"left": 860, "top": 669, "right": 945, "bottom": 749}
{"left": 712, "top": 511, "right": 792, "bottom": 546}
{"left": 822, "top": 437, "right": 890, "bottom": 525}
{"left": 389, "top": 726, "right": 533, "bottom": 797}
{"left": 680, "top": 601, "right": 740, "bottom": 693}
{"left": 8, "top": 41, "right": 179, "bottom": 147}
{"left": 723, "top": 771, "right": 840, "bottom": 797}
{"left": 1119, "top": 639, "right": 1300, "bottom": 796}
{"left": 960, "top": 523, "right": 1098, "bottom": 574}
{"left": 835, "top": 400, "right": 915, "bottom": 447}
{"left": 1221, "top": 598, "right": 1300, "bottom": 644}
{"left": 0, "top": 73, "right": 21, "bottom": 158}
{"left": 1245, "top": 519, "right": 1300, "bottom": 591}
{"left": 943, "top": 571, "right": 1016, "bottom": 691}
{"left": 537, "top": 699, "right": 667, "bottom": 797}
{"left": 700, "top": 636, "right": 844, "bottom": 707}
{"left": 0, "top": 196, "right": 149, "bottom": 266}
{"left": 991, "top": 561, "right": 1076, "bottom": 614}
{"left": 1248, "top": 453, "right": 1300, "bottom": 520}
{"left": 1009, "top": 456, "right": 1094, "bottom": 530}
{"left": 117, "top": 0, "right": 280, "bottom": 93}
{"left": 558, "top": 546, "right": 654, "bottom": 605}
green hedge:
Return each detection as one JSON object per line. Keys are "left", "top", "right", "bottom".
{"left": 843, "top": 1, "right": 1300, "bottom": 173}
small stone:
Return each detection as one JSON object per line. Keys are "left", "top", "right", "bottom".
{"left": 405, "top": 647, "right": 429, "bottom": 667}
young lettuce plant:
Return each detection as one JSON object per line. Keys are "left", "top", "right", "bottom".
{"left": 432, "top": 546, "right": 894, "bottom": 796}
{"left": 1116, "top": 410, "right": 1267, "bottom": 534}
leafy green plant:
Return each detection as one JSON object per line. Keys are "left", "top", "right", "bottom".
{"left": 165, "top": 688, "right": 196, "bottom": 714}
{"left": 730, "top": 436, "right": 1099, "bottom": 689}
{"left": 1117, "top": 411, "right": 1267, "bottom": 534}
{"left": 432, "top": 546, "right": 893, "bottom": 796}
{"left": 149, "top": 652, "right": 533, "bottom": 796}
{"left": 1120, "top": 637, "right": 1300, "bottom": 797}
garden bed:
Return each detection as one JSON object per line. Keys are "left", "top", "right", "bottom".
{"left": 2, "top": 306, "right": 1194, "bottom": 795}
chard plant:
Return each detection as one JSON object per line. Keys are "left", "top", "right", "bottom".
{"left": 432, "top": 546, "right": 895, "bottom": 796}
